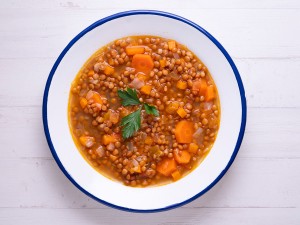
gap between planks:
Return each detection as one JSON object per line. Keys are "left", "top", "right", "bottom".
{"left": 0, "top": 206, "right": 297, "bottom": 209}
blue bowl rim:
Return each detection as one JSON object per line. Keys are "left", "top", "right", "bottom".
{"left": 42, "top": 9, "right": 247, "bottom": 213}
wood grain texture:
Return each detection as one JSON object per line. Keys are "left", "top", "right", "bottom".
{"left": 0, "top": 157, "right": 299, "bottom": 209}
{"left": 0, "top": 9, "right": 299, "bottom": 59}
{"left": 1, "top": 107, "right": 299, "bottom": 159}
{"left": 1, "top": 58, "right": 299, "bottom": 107}
{"left": 1, "top": 208, "right": 299, "bottom": 225}
{"left": 0, "top": 0, "right": 299, "bottom": 224}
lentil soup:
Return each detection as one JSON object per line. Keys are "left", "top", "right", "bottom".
{"left": 69, "top": 36, "right": 220, "bottom": 187}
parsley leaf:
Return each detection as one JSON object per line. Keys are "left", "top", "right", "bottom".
{"left": 144, "top": 103, "right": 160, "bottom": 117}
{"left": 117, "top": 88, "right": 141, "bottom": 106}
{"left": 120, "top": 108, "right": 141, "bottom": 139}
{"left": 118, "top": 88, "right": 160, "bottom": 139}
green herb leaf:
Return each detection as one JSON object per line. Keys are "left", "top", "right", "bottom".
{"left": 117, "top": 87, "right": 141, "bottom": 106}
{"left": 118, "top": 88, "right": 159, "bottom": 139}
{"left": 120, "top": 108, "right": 141, "bottom": 139}
{"left": 144, "top": 103, "right": 160, "bottom": 117}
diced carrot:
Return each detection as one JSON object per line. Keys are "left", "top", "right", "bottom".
{"left": 105, "top": 110, "right": 119, "bottom": 124}
{"left": 171, "top": 170, "right": 181, "bottom": 181}
{"left": 206, "top": 85, "right": 215, "bottom": 101}
{"left": 192, "top": 80, "right": 201, "bottom": 92}
{"left": 88, "top": 70, "right": 94, "bottom": 76}
{"left": 168, "top": 40, "right": 176, "bottom": 51}
{"left": 119, "top": 107, "right": 130, "bottom": 117}
{"left": 140, "top": 85, "right": 152, "bottom": 95}
{"left": 157, "top": 158, "right": 177, "bottom": 176}
{"left": 125, "top": 46, "right": 145, "bottom": 55}
{"left": 110, "top": 111, "right": 119, "bottom": 124}
{"left": 130, "top": 165, "right": 141, "bottom": 174}
{"left": 177, "top": 80, "right": 187, "bottom": 90}
{"left": 166, "top": 101, "right": 180, "bottom": 114}
{"left": 110, "top": 155, "right": 118, "bottom": 162}
{"left": 79, "top": 98, "right": 88, "bottom": 109}
{"left": 103, "top": 111, "right": 110, "bottom": 121}
{"left": 79, "top": 136, "right": 95, "bottom": 148}
{"left": 177, "top": 107, "right": 187, "bottom": 118}
{"left": 136, "top": 72, "right": 148, "bottom": 81}
{"left": 175, "top": 120, "right": 195, "bottom": 143}
{"left": 149, "top": 145, "right": 163, "bottom": 156}
{"left": 104, "top": 64, "right": 115, "bottom": 75}
{"left": 131, "top": 54, "right": 154, "bottom": 75}
{"left": 192, "top": 79, "right": 207, "bottom": 95}
{"left": 92, "top": 94, "right": 103, "bottom": 104}
{"left": 86, "top": 90, "right": 103, "bottom": 104}
{"left": 102, "top": 134, "right": 119, "bottom": 145}
{"left": 188, "top": 143, "right": 199, "bottom": 154}
{"left": 145, "top": 136, "right": 153, "bottom": 145}
{"left": 174, "top": 150, "right": 191, "bottom": 164}
{"left": 159, "top": 59, "right": 166, "bottom": 68}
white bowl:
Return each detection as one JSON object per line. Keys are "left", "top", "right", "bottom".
{"left": 43, "top": 10, "right": 246, "bottom": 212}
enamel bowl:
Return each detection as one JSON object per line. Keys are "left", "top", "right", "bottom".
{"left": 43, "top": 10, "right": 246, "bottom": 212}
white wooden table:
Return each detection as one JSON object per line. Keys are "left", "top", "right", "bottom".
{"left": 1, "top": 1, "right": 299, "bottom": 224}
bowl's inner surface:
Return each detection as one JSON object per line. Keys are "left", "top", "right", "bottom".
{"left": 46, "top": 13, "right": 243, "bottom": 210}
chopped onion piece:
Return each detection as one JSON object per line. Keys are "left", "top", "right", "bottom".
{"left": 95, "top": 146, "right": 105, "bottom": 157}
{"left": 203, "top": 102, "right": 213, "bottom": 111}
{"left": 193, "top": 128, "right": 204, "bottom": 145}
{"left": 130, "top": 78, "right": 144, "bottom": 89}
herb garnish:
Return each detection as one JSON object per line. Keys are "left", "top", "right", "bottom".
{"left": 117, "top": 88, "right": 159, "bottom": 139}
{"left": 117, "top": 88, "right": 141, "bottom": 106}
{"left": 144, "top": 103, "right": 159, "bottom": 116}
{"left": 120, "top": 107, "right": 142, "bottom": 139}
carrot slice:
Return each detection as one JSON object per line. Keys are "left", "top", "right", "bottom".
{"left": 145, "top": 136, "right": 153, "bottom": 145}
{"left": 86, "top": 90, "right": 103, "bottom": 104}
{"left": 177, "top": 80, "right": 187, "bottom": 90}
{"left": 188, "top": 143, "right": 199, "bottom": 154}
{"left": 177, "top": 107, "right": 187, "bottom": 118}
{"left": 104, "top": 109, "right": 119, "bottom": 124}
{"left": 171, "top": 170, "right": 181, "bottom": 181}
{"left": 159, "top": 59, "right": 166, "bottom": 68}
{"left": 102, "top": 134, "right": 120, "bottom": 145}
{"left": 104, "top": 64, "right": 115, "bottom": 75}
{"left": 175, "top": 120, "right": 195, "bottom": 143}
{"left": 131, "top": 54, "right": 154, "bottom": 75}
{"left": 79, "top": 98, "right": 88, "bottom": 109}
{"left": 206, "top": 85, "right": 215, "bottom": 101}
{"left": 79, "top": 136, "right": 95, "bottom": 148}
{"left": 192, "top": 79, "right": 207, "bottom": 95}
{"left": 88, "top": 70, "right": 94, "bottom": 76}
{"left": 126, "top": 46, "right": 145, "bottom": 55}
{"left": 136, "top": 72, "right": 148, "bottom": 81}
{"left": 168, "top": 40, "right": 176, "bottom": 51}
{"left": 166, "top": 101, "right": 179, "bottom": 114}
{"left": 140, "top": 85, "right": 152, "bottom": 95}
{"left": 174, "top": 150, "right": 191, "bottom": 164}
{"left": 157, "top": 158, "right": 177, "bottom": 176}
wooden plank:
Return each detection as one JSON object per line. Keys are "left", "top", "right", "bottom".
{"left": 0, "top": 58, "right": 52, "bottom": 107}
{"left": 238, "top": 58, "right": 300, "bottom": 108}
{"left": 0, "top": 106, "right": 52, "bottom": 158}
{"left": 1, "top": 0, "right": 300, "bottom": 9}
{"left": 0, "top": 58, "right": 299, "bottom": 107}
{"left": 0, "top": 157, "right": 299, "bottom": 209}
{"left": 0, "top": 208, "right": 299, "bottom": 225}
{"left": 1, "top": 1, "right": 299, "bottom": 225}
{"left": 0, "top": 9, "right": 299, "bottom": 59}
{"left": 1, "top": 106, "right": 299, "bottom": 158}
